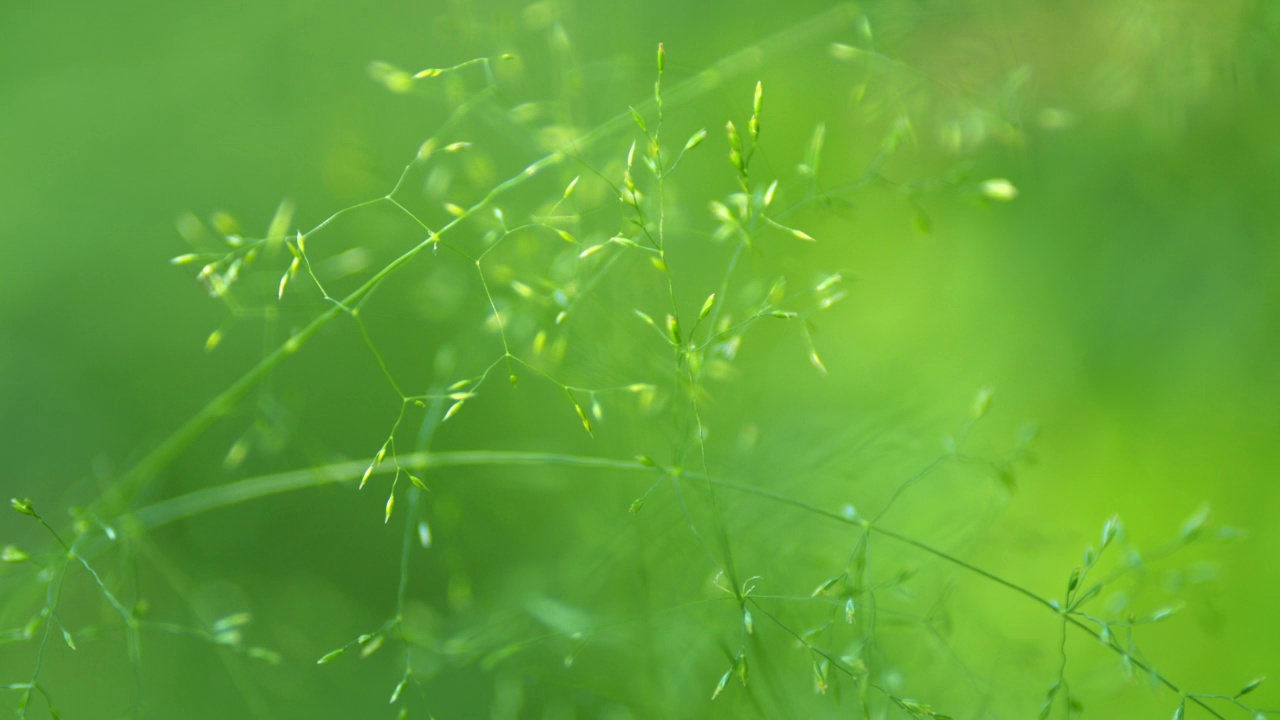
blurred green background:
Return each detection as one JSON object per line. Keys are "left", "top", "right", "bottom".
{"left": 2, "top": 0, "right": 1278, "bottom": 718}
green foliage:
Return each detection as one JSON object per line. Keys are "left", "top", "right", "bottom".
{"left": 2, "top": 2, "right": 1277, "bottom": 719}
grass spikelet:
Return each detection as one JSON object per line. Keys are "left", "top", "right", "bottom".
{"left": 204, "top": 329, "right": 223, "bottom": 352}
{"left": 568, "top": 392, "right": 593, "bottom": 437}
{"left": 2, "top": 545, "right": 30, "bottom": 563}
{"left": 443, "top": 399, "right": 466, "bottom": 421}
{"left": 700, "top": 293, "right": 716, "bottom": 320}
{"left": 980, "top": 178, "right": 1019, "bottom": 202}
{"left": 685, "top": 128, "right": 708, "bottom": 151}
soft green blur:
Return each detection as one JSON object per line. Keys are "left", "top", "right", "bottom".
{"left": 2, "top": 1, "right": 1278, "bottom": 718}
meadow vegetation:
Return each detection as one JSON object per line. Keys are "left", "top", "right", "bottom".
{"left": 1, "top": 3, "right": 1274, "bottom": 718}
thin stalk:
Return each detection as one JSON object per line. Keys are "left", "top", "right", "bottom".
{"left": 123, "top": 449, "right": 1227, "bottom": 720}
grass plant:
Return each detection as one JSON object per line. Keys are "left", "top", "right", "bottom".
{"left": 0, "top": 4, "right": 1269, "bottom": 719}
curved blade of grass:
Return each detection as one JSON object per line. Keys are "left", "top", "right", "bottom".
{"left": 126, "top": 450, "right": 1226, "bottom": 720}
